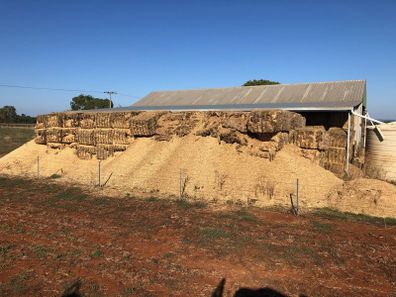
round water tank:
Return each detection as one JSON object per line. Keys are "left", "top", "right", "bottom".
{"left": 366, "top": 122, "right": 396, "bottom": 182}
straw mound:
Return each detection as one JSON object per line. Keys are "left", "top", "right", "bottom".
{"left": 327, "top": 178, "right": 396, "bottom": 218}
{"left": 2, "top": 136, "right": 396, "bottom": 217}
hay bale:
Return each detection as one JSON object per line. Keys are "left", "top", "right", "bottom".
{"left": 222, "top": 112, "right": 249, "bottom": 133}
{"left": 247, "top": 110, "right": 305, "bottom": 134}
{"left": 46, "top": 128, "right": 62, "bottom": 143}
{"left": 47, "top": 143, "right": 64, "bottom": 149}
{"left": 129, "top": 111, "right": 164, "bottom": 136}
{"left": 62, "top": 113, "right": 79, "bottom": 128}
{"left": 35, "top": 115, "right": 46, "bottom": 130}
{"left": 96, "top": 144, "right": 114, "bottom": 160}
{"left": 112, "top": 112, "right": 140, "bottom": 129}
{"left": 291, "top": 127, "right": 325, "bottom": 150}
{"left": 60, "top": 128, "right": 76, "bottom": 144}
{"left": 326, "top": 128, "right": 347, "bottom": 148}
{"left": 79, "top": 113, "right": 96, "bottom": 129}
{"left": 76, "top": 145, "right": 96, "bottom": 159}
{"left": 94, "top": 129, "right": 130, "bottom": 145}
{"left": 300, "top": 149, "right": 322, "bottom": 161}
{"left": 95, "top": 113, "right": 111, "bottom": 128}
{"left": 46, "top": 114, "right": 62, "bottom": 127}
{"left": 219, "top": 131, "right": 247, "bottom": 145}
{"left": 76, "top": 129, "right": 95, "bottom": 145}
{"left": 35, "top": 129, "right": 46, "bottom": 144}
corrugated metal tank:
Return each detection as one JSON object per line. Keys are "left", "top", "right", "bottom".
{"left": 366, "top": 122, "right": 396, "bottom": 182}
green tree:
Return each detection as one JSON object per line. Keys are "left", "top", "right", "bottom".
{"left": 242, "top": 79, "right": 280, "bottom": 86}
{"left": 70, "top": 94, "right": 113, "bottom": 111}
{"left": 0, "top": 106, "right": 17, "bottom": 123}
{"left": 0, "top": 106, "right": 36, "bottom": 123}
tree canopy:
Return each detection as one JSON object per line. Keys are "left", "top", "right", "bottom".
{"left": 0, "top": 106, "right": 36, "bottom": 124}
{"left": 70, "top": 94, "right": 113, "bottom": 111}
{"left": 242, "top": 79, "right": 280, "bottom": 86}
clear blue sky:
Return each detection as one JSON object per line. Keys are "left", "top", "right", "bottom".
{"left": 0, "top": 0, "right": 395, "bottom": 118}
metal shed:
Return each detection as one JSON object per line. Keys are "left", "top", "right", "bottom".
{"left": 130, "top": 80, "right": 367, "bottom": 173}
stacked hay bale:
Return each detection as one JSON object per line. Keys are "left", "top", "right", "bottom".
{"left": 35, "top": 110, "right": 350, "bottom": 174}
{"left": 290, "top": 127, "right": 350, "bottom": 174}
{"left": 36, "top": 112, "right": 138, "bottom": 160}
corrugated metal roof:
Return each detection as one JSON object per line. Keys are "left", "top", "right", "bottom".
{"left": 133, "top": 80, "right": 366, "bottom": 110}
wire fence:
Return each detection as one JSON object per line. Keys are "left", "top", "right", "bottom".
{"left": 18, "top": 155, "right": 340, "bottom": 214}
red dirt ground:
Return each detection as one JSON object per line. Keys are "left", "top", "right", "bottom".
{"left": 0, "top": 176, "right": 395, "bottom": 297}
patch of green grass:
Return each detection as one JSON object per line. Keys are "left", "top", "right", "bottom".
{"left": 314, "top": 207, "right": 396, "bottom": 226}
{"left": 9, "top": 272, "right": 30, "bottom": 294}
{"left": 91, "top": 248, "right": 103, "bottom": 258}
{"left": 0, "top": 176, "right": 31, "bottom": 189}
{"left": 176, "top": 199, "right": 207, "bottom": 209}
{"left": 221, "top": 208, "right": 259, "bottom": 224}
{"left": 32, "top": 245, "right": 48, "bottom": 259}
{"left": 122, "top": 287, "right": 137, "bottom": 296}
{"left": 0, "top": 244, "right": 13, "bottom": 256}
{"left": 146, "top": 197, "right": 160, "bottom": 202}
{"left": 200, "top": 228, "right": 230, "bottom": 240}
{"left": 162, "top": 252, "right": 175, "bottom": 259}
{"left": 70, "top": 249, "right": 82, "bottom": 258}
{"left": 54, "top": 187, "right": 88, "bottom": 202}
{"left": 312, "top": 220, "right": 333, "bottom": 233}
{"left": 49, "top": 173, "right": 62, "bottom": 179}
{"left": 283, "top": 246, "right": 322, "bottom": 265}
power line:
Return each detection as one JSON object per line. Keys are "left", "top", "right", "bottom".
{"left": 0, "top": 83, "right": 141, "bottom": 98}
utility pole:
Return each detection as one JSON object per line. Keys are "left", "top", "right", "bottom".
{"left": 104, "top": 91, "right": 117, "bottom": 108}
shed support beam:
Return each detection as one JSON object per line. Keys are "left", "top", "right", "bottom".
{"left": 346, "top": 112, "right": 351, "bottom": 174}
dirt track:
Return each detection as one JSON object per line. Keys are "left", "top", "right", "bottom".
{"left": 0, "top": 176, "right": 395, "bottom": 296}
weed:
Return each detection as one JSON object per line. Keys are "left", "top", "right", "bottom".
{"left": 283, "top": 246, "right": 322, "bottom": 266}
{"left": 146, "top": 197, "right": 160, "bottom": 202}
{"left": 32, "top": 245, "right": 48, "bottom": 259}
{"left": 198, "top": 228, "right": 230, "bottom": 243}
{"left": 122, "top": 287, "right": 136, "bottom": 296}
{"left": 234, "top": 209, "right": 258, "bottom": 223}
{"left": 91, "top": 248, "right": 103, "bottom": 258}
{"left": 0, "top": 244, "right": 13, "bottom": 256}
{"left": 176, "top": 199, "right": 206, "bottom": 209}
{"left": 70, "top": 249, "right": 82, "bottom": 258}
{"left": 15, "top": 224, "right": 26, "bottom": 234}
{"left": 0, "top": 176, "right": 30, "bottom": 189}
{"left": 312, "top": 220, "right": 333, "bottom": 233}
{"left": 49, "top": 173, "right": 62, "bottom": 179}
{"left": 9, "top": 272, "right": 30, "bottom": 294}
{"left": 53, "top": 251, "right": 63, "bottom": 260}
{"left": 54, "top": 187, "right": 88, "bottom": 201}
{"left": 162, "top": 252, "right": 175, "bottom": 259}
{"left": 220, "top": 208, "right": 259, "bottom": 224}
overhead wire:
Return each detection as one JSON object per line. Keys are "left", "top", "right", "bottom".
{"left": 0, "top": 83, "right": 141, "bottom": 99}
